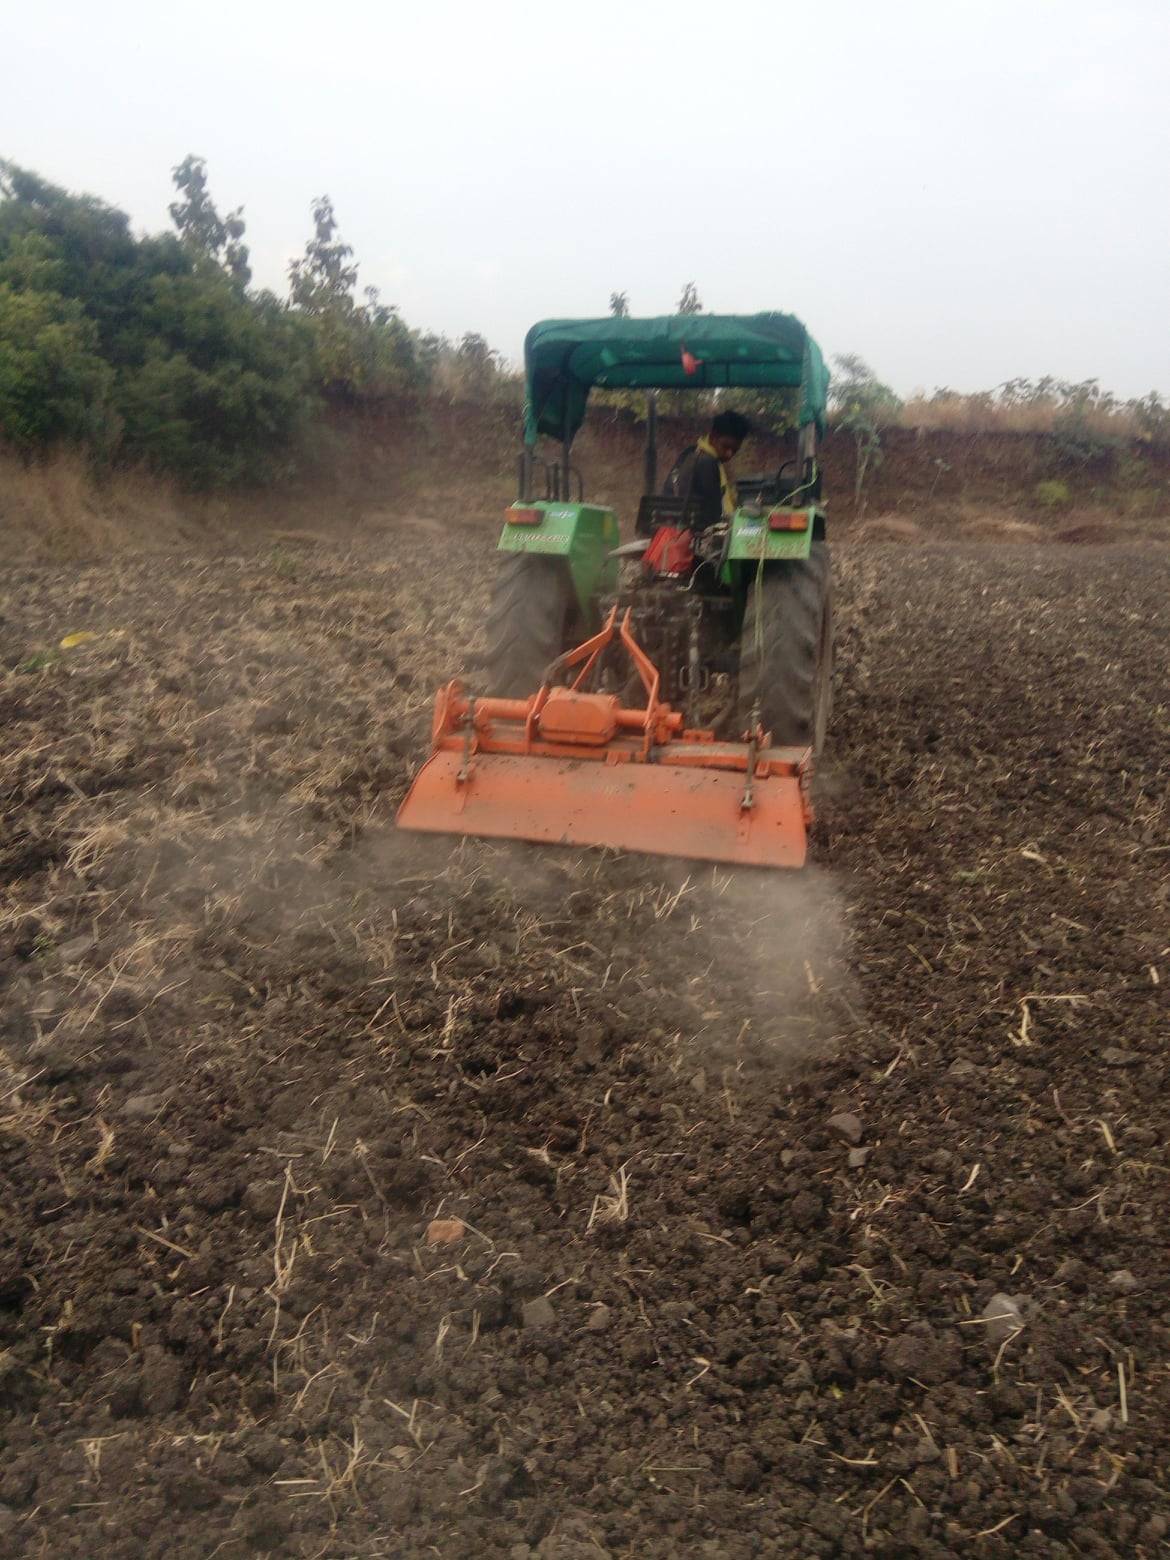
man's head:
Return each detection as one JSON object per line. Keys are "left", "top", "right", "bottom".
{"left": 709, "top": 409, "right": 751, "bottom": 463}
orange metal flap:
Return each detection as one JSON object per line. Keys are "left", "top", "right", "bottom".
{"left": 396, "top": 750, "right": 807, "bottom": 869}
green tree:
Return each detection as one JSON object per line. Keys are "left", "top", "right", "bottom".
{"left": 609, "top": 290, "right": 629, "bottom": 318}
{"left": 676, "top": 281, "right": 702, "bottom": 315}
{"left": 733, "top": 386, "right": 800, "bottom": 437}
{"left": 123, "top": 272, "right": 313, "bottom": 484}
{"left": 454, "top": 332, "right": 502, "bottom": 396}
{"left": 830, "top": 354, "right": 901, "bottom": 515}
{"left": 288, "top": 196, "right": 358, "bottom": 315}
{"left": 0, "top": 159, "right": 313, "bottom": 485}
{"left": 1127, "top": 390, "right": 1169, "bottom": 441}
{"left": 169, "top": 155, "right": 250, "bottom": 285}
{"left": 414, "top": 330, "right": 448, "bottom": 384}
{"left": 286, "top": 196, "right": 419, "bottom": 399}
{"left": 0, "top": 282, "right": 116, "bottom": 451}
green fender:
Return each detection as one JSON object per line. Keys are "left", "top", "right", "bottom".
{"left": 498, "top": 501, "right": 620, "bottom": 623}
{"left": 720, "top": 504, "right": 827, "bottom": 609}
{"left": 724, "top": 505, "right": 823, "bottom": 566}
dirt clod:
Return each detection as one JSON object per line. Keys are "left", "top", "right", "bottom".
{"left": 827, "top": 1110, "right": 863, "bottom": 1144}
{"left": 723, "top": 1449, "right": 761, "bottom": 1491}
{"left": 946, "top": 1058, "right": 981, "bottom": 1079}
{"left": 789, "top": 1190, "right": 825, "bottom": 1229}
{"left": 120, "top": 1092, "right": 166, "bottom": 1119}
{"left": 521, "top": 1297, "right": 556, "bottom": 1329}
{"left": 1102, "top": 1046, "right": 1140, "bottom": 1067}
{"left": 56, "top": 934, "right": 96, "bottom": 963}
{"left": 883, "top": 1323, "right": 963, "bottom": 1384}
{"left": 140, "top": 1346, "right": 185, "bottom": 1414}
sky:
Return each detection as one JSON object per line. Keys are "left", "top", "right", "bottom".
{"left": 4, "top": 0, "right": 1168, "bottom": 397}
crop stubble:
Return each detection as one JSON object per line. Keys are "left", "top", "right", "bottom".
{"left": 0, "top": 533, "right": 1167, "bottom": 1557}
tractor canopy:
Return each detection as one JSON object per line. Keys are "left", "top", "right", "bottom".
{"left": 523, "top": 312, "right": 829, "bottom": 447}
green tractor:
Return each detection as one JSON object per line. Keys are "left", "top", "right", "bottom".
{"left": 396, "top": 311, "right": 833, "bottom": 869}
{"left": 486, "top": 311, "right": 833, "bottom": 753}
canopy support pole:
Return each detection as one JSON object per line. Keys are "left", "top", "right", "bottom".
{"left": 644, "top": 391, "right": 658, "bottom": 494}
{"left": 561, "top": 403, "right": 573, "bottom": 501}
{"left": 797, "top": 421, "right": 817, "bottom": 488}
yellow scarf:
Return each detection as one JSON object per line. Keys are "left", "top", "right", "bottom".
{"left": 697, "top": 435, "right": 738, "bottom": 517}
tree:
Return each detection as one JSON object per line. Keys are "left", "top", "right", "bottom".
{"left": 609, "top": 290, "right": 629, "bottom": 318}
{"left": 0, "top": 282, "right": 116, "bottom": 452}
{"left": 0, "top": 160, "right": 313, "bottom": 485}
{"left": 287, "top": 196, "right": 358, "bottom": 315}
{"left": 830, "top": 354, "right": 901, "bottom": 515}
{"left": 169, "top": 155, "right": 250, "bottom": 286}
{"left": 286, "top": 196, "right": 421, "bottom": 400}
{"left": 676, "top": 281, "right": 702, "bottom": 315}
{"left": 455, "top": 332, "right": 502, "bottom": 396}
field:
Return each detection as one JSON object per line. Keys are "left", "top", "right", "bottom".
{"left": 1, "top": 524, "right": 1168, "bottom": 1557}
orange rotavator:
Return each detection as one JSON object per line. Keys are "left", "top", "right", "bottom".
{"left": 397, "top": 313, "right": 834, "bottom": 870}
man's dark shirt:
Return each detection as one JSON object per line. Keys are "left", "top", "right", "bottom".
{"left": 661, "top": 444, "right": 723, "bottom": 531}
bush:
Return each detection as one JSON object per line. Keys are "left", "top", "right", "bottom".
{"left": 0, "top": 282, "right": 116, "bottom": 452}
{"left": 1034, "top": 479, "right": 1071, "bottom": 509}
{"left": 0, "top": 161, "right": 315, "bottom": 487}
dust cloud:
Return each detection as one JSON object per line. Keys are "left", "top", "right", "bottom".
{"left": 353, "top": 826, "right": 861, "bottom": 1082}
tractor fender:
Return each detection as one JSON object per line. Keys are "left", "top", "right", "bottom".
{"left": 498, "top": 501, "right": 620, "bottom": 623}
{"left": 724, "top": 504, "right": 826, "bottom": 564}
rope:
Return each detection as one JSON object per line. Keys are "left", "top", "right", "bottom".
{"left": 749, "top": 547, "right": 765, "bottom": 743}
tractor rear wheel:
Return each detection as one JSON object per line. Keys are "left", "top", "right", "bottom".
{"left": 737, "top": 542, "right": 833, "bottom": 754}
{"left": 483, "top": 553, "right": 576, "bottom": 698}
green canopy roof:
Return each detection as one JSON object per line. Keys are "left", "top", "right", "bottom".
{"left": 523, "top": 312, "right": 829, "bottom": 446}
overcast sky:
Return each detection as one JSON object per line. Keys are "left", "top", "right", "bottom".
{"left": 5, "top": 0, "right": 1168, "bottom": 396}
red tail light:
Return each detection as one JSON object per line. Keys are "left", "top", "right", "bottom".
{"left": 768, "top": 509, "right": 809, "bottom": 532}
{"left": 507, "top": 506, "right": 543, "bottom": 525}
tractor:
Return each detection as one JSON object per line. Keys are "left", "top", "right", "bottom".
{"left": 398, "top": 312, "right": 833, "bottom": 869}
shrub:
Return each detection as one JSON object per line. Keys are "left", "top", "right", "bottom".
{"left": 1034, "top": 479, "right": 1071, "bottom": 508}
{"left": 0, "top": 160, "right": 315, "bottom": 486}
{"left": 0, "top": 282, "right": 117, "bottom": 452}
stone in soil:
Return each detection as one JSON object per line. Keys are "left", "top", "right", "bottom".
{"left": 981, "top": 1293, "right": 1026, "bottom": 1348}
{"left": 425, "top": 1217, "right": 467, "bottom": 1246}
{"left": 827, "top": 1111, "right": 863, "bottom": 1144}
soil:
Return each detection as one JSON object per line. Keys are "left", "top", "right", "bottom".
{"left": 0, "top": 527, "right": 1167, "bottom": 1557}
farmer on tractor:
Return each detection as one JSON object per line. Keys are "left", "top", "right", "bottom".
{"left": 661, "top": 409, "right": 752, "bottom": 528}
{"left": 647, "top": 409, "right": 752, "bottom": 574}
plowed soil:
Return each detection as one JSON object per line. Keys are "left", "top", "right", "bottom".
{"left": 1, "top": 532, "right": 1167, "bottom": 1558}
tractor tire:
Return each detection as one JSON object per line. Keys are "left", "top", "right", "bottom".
{"left": 482, "top": 553, "right": 575, "bottom": 698}
{"left": 737, "top": 541, "right": 833, "bottom": 754}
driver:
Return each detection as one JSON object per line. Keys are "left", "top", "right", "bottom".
{"left": 661, "top": 409, "right": 751, "bottom": 530}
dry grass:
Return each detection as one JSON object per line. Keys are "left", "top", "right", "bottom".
{"left": 852, "top": 517, "right": 923, "bottom": 543}
{"left": 896, "top": 394, "right": 1159, "bottom": 438}
{"left": 5, "top": 388, "right": 1164, "bottom": 565}
{"left": 0, "top": 449, "right": 217, "bottom": 558}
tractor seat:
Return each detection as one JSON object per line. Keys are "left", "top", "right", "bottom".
{"left": 736, "top": 468, "right": 820, "bottom": 507}
{"left": 635, "top": 494, "right": 710, "bottom": 537}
